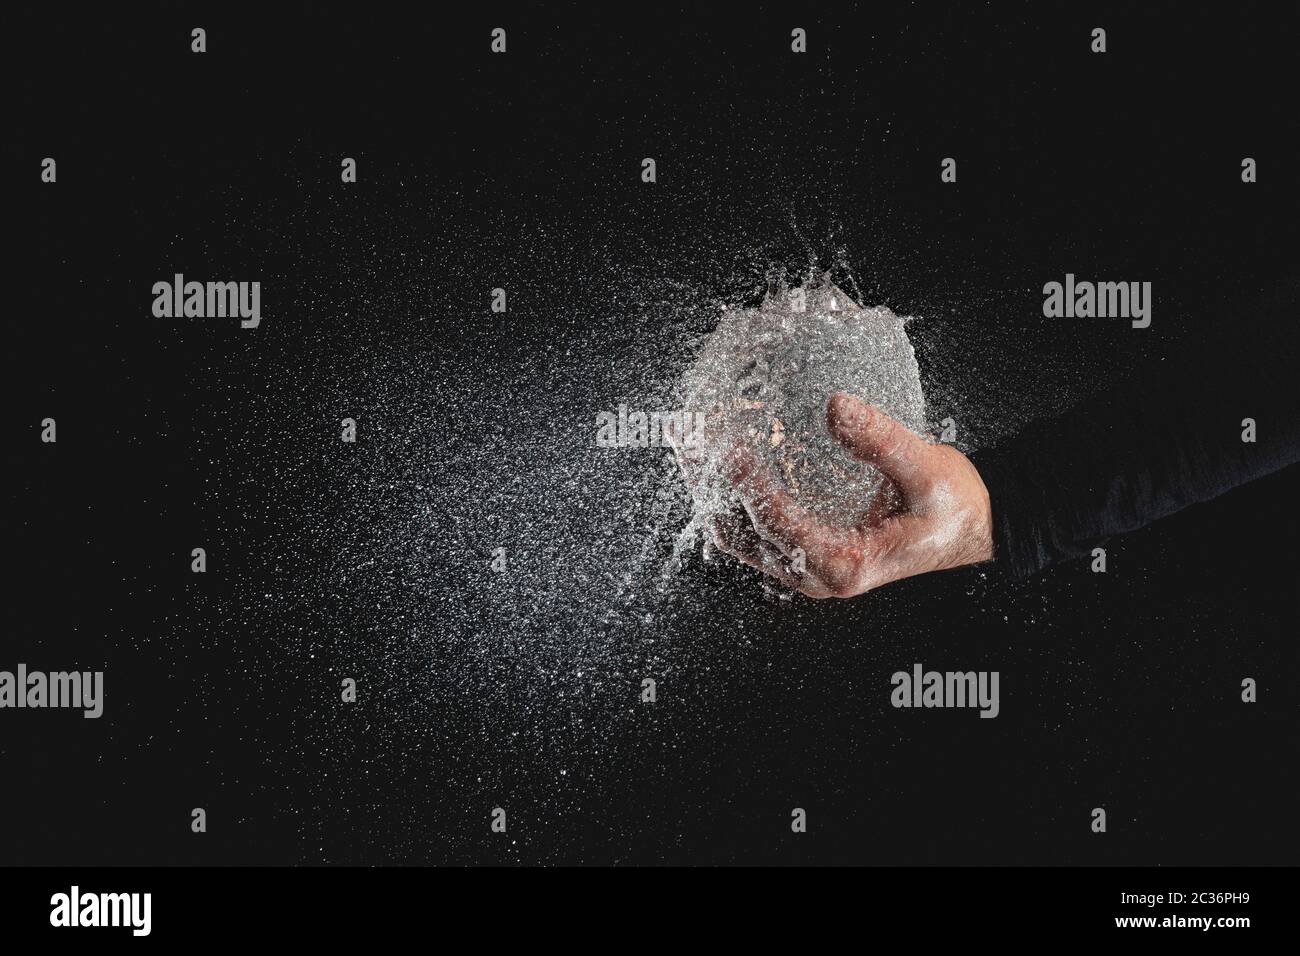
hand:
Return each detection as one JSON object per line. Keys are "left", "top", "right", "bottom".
{"left": 709, "top": 392, "right": 995, "bottom": 598}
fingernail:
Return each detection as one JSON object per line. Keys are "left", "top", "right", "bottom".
{"left": 829, "top": 393, "right": 866, "bottom": 429}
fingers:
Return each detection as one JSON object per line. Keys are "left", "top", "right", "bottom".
{"left": 669, "top": 430, "right": 826, "bottom": 592}
{"left": 687, "top": 434, "right": 927, "bottom": 599}
{"left": 826, "top": 393, "right": 934, "bottom": 500}
{"left": 727, "top": 446, "right": 883, "bottom": 596}
{"left": 728, "top": 446, "right": 848, "bottom": 561}
{"left": 730, "top": 538, "right": 832, "bottom": 597}
{"left": 706, "top": 501, "right": 833, "bottom": 597}
{"left": 707, "top": 503, "right": 767, "bottom": 562}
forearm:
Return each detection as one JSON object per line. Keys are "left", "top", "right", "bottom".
{"left": 970, "top": 284, "right": 1300, "bottom": 579}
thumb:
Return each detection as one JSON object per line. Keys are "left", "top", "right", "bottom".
{"left": 827, "top": 392, "right": 933, "bottom": 498}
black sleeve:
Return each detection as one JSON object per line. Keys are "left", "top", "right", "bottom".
{"left": 967, "top": 280, "right": 1300, "bottom": 579}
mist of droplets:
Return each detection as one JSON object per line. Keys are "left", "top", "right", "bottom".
{"left": 181, "top": 181, "right": 1092, "bottom": 861}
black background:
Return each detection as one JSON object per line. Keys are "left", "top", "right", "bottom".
{"left": 6, "top": 2, "right": 1298, "bottom": 866}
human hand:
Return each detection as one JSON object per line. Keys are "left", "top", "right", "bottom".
{"left": 706, "top": 392, "right": 995, "bottom": 598}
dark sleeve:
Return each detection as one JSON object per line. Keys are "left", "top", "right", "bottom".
{"left": 968, "top": 281, "right": 1300, "bottom": 579}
